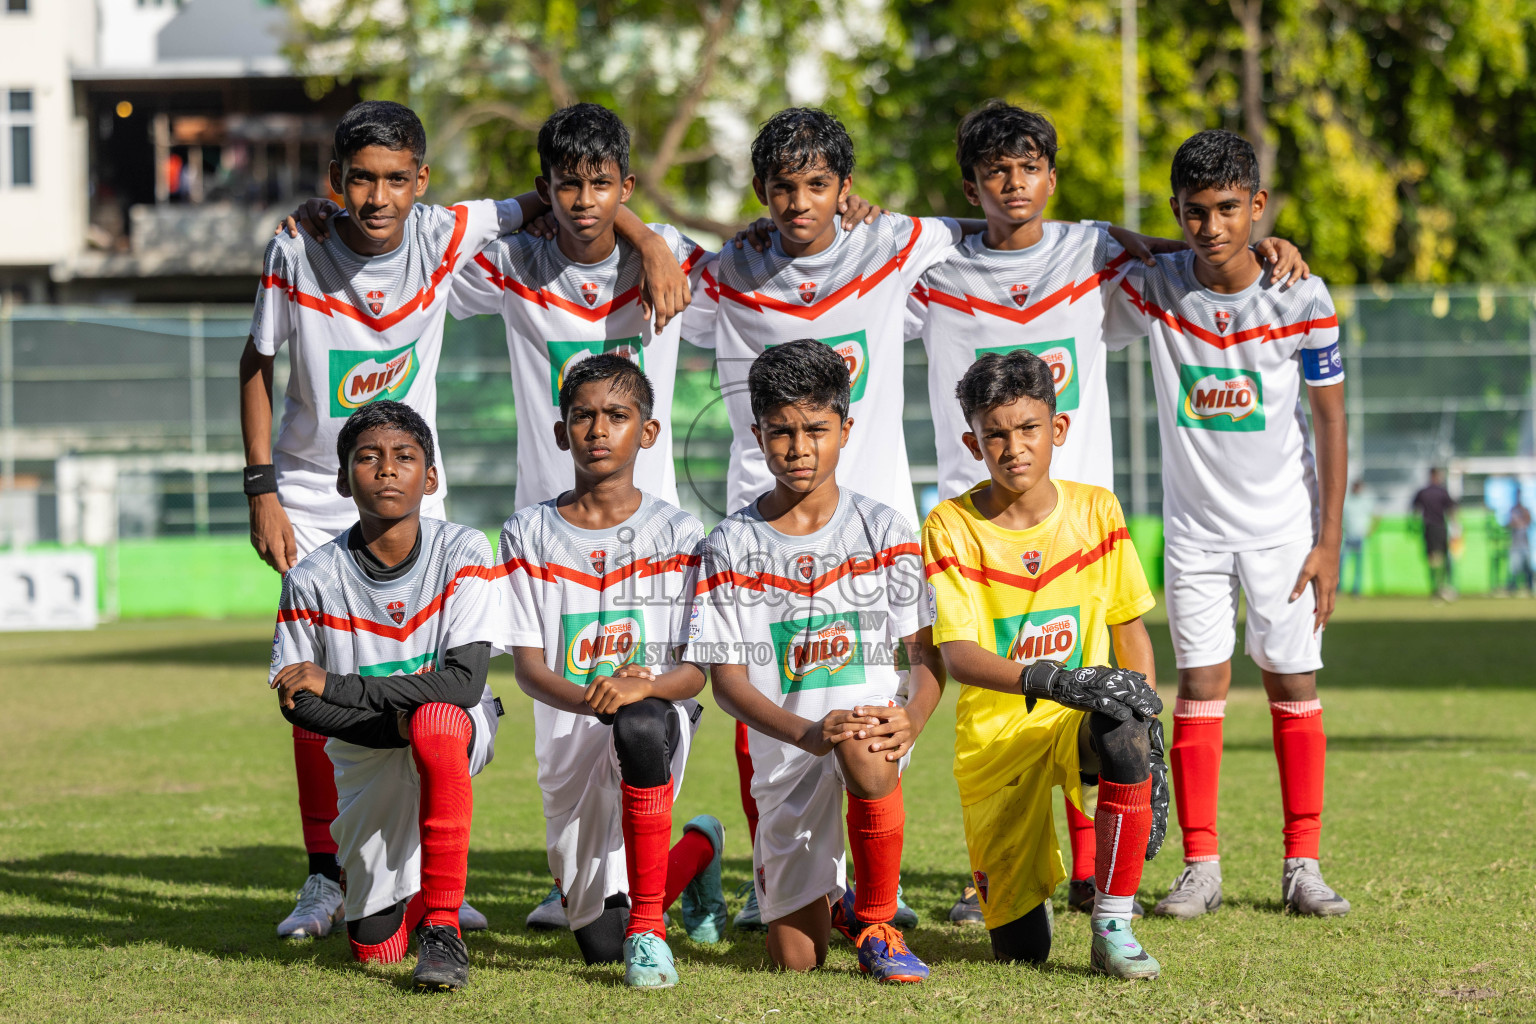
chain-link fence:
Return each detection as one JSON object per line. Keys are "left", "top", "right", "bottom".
{"left": 2, "top": 287, "right": 1533, "bottom": 579}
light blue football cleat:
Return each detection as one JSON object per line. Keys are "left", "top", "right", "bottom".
{"left": 678, "top": 815, "right": 728, "bottom": 943}
{"left": 1090, "top": 918, "right": 1161, "bottom": 980}
{"left": 623, "top": 931, "right": 679, "bottom": 989}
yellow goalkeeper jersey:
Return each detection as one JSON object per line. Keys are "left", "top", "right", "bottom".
{"left": 922, "top": 478, "right": 1156, "bottom": 805}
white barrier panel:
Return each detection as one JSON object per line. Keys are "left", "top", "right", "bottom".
{"left": 0, "top": 552, "right": 99, "bottom": 631}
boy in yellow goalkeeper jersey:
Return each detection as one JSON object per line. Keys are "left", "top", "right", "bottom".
{"left": 920, "top": 349, "right": 1168, "bottom": 980}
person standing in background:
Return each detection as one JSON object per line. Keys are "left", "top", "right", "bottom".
{"left": 1506, "top": 497, "right": 1532, "bottom": 596}
{"left": 1411, "top": 468, "right": 1457, "bottom": 601}
{"left": 1340, "top": 480, "right": 1374, "bottom": 597}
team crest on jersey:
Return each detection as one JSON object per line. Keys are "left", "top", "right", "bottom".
{"left": 1214, "top": 309, "right": 1233, "bottom": 334}
{"left": 1009, "top": 282, "right": 1030, "bottom": 307}
{"left": 1021, "top": 550, "right": 1043, "bottom": 577}
{"left": 994, "top": 606, "right": 1083, "bottom": 669}
{"left": 797, "top": 281, "right": 818, "bottom": 304}
{"left": 386, "top": 600, "right": 406, "bottom": 625}
{"left": 796, "top": 554, "right": 817, "bottom": 581}
{"left": 973, "top": 870, "right": 989, "bottom": 902}
{"left": 561, "top": 610, "right": 646, "bottom": 682}
{"left": 579, "top": 282, "right": 599, "bottom": 307}
{"left": 365, "top": 289, "right": 386, "bottom": 316}
{"left": 589, "top": 550, "right": 608, "bottom": 576}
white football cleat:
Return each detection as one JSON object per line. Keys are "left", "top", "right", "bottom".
{"left": 278, "top": 873, "right": 344, "bottom": 940}
{"left": 459, "top": 900, "right": 489, "bottom": 932}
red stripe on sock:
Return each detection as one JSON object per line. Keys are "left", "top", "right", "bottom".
{"left": 411, "top": 704, "right": 473, "bottom": 934}
{"left": 621, "top": 781, "right": 673, "bottom": 938}
{"left": 1171, "top": 714, "right": 1223, "bottom": 862}
{"left": 735, "top": 720, "right": 758, "bottom": 845}
{"left": 292, "top": 726, "right": 339, "bottom": 856}
{"left": 1065, "top": 795, "right": 1096, "bottom": 881}
{"left": 1271, "top": 703, "right": 1327, "bottom": 859}
{"left": 664, "top": 828, "right": 716, "bottom": 908}
{"left": 846, "top": 784, "right": 904, "bottom": 925}
{"left": 1095, "top": 778, "right": 1152, "bottom": 897}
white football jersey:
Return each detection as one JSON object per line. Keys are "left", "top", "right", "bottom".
{"left": 449, "top": 225, "right": 709, "bottom": 509}
{"left": 251, "top": 201, "right": 523, "bottom": 529}
{"left": 1107, "top": 252, "right": 1344, "bottom": 551}
{"left": 683, "top": 488, "right": 928, "bottom": 811}
{"left": 497, "top": 493, "right": 705, "bottom": 803}
{"left": 909, "top": 223, "right": 1133, "bottom": 498}
{"left": 681, "top": 215, "right": 961, "bottom": 528}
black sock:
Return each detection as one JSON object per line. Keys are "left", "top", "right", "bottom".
{"left": 309, "top": 852, "right": 342, "bottom": 884}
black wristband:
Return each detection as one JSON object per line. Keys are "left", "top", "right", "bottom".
{"left": 243, "top": 463, "right": 278, "bottom": 496}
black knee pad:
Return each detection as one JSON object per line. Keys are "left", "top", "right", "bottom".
{"left": 1088, "top": 711, "right": 1151, "bottom": 785}
{"left": 572, "top": 892, "right": 630, "bottom": 965}
{"left": 608, "top": 697, "right": 678, "bottom": 790}
{"left": 347, "top": 898, "right": 406, "bottom": 945}
{"left": 989, "top": 900, "right": 1052, "bottom": 964}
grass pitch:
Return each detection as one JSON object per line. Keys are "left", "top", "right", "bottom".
{"left": 2, "top": 598, "right": 1534, "bottom": 1022}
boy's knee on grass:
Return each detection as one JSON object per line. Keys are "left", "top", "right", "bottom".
{"left": 990, "top": 900, "right": 1052, "bottom": 964}
{"left": 766, "top": 899, "right": 831, "bottom": 972}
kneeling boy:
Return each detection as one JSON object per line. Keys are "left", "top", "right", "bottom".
{"left": 271, "top": 400, "right": 505, "bottom": 991}
{"left": 921, "top": 351, "right": 1167, "bottom": 979}
{"left": 498, "top": 354, "right": 726, "bottom": 989}
{"left": 687, "top": 340, "right": 943, "bottom": 982}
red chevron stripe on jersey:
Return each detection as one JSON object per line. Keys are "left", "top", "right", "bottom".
{"left": 277, "top": 561, "right": 496, "bottom": 640}
{"left": 922, "top": 251, "right": 1133, "bottom": 326}
{"left": 474, "top": 245, "right": 706, "bottom": 323}
{"left": 260, "top": 205, "right": 470, "bottom": 333}
{"left": 1117, "top": 278, "right": 1339, "bottom": 351}
{"left": 924, "top": 527, "right": 1130, "bottom": 593}
{"left": 501, "top": 552, "right": 701, "bottom": 592}
{"left": 698, "top": 542, "right": 921, "bottom": 596}
{"left": 705, "top": 222, "right": 925, "bottom": 321}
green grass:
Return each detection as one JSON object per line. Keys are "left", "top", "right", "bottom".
{"left": 2, "top": 598, "right": 1534, "bottom": 1022}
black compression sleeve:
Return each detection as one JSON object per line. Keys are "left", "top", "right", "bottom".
{"left": 282, "top": 690, "right": 407, "bottom": 748}
{"left": 322, "top": 641, "right": 490, "bottom": 712}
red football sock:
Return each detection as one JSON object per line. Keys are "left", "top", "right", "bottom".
{"left": 621, "top": 781, "right": 674, "bottom": 938}
{"left": 735, "top": 720, "right": 759, "bottom": 845}
{"left": 1095, "top": 778, "right": 1152, "bottom": 897}
{"left": 1270, "top": 700, "right": 1326, "bottom": 859}
{"left": 292, "top": 726, "right": 339, "bottom": 856}
{"left": 663, "top": 828, "right": 716, "bottom": 908}
{"left": 349, "top": 893, "right": 424, "bottom": 963}
{"left": 1065, "top": 794, "right": 1096, "bottom": 881}
{"left": 1171, "top": 699, "right": 1226, "bottom": 863}
{"left": 410, "top": 704, "right": 474, "bottom": 935}
{"left": 846, "top": 784, "right": 904, "bottom": 925}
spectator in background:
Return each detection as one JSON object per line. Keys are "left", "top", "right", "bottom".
{"left": 1340, "top": 479, "right": 1374, "bottom": 597}
{"left": 1507, "top": 497, "right": 1532, "bottom": 596}
{"left": 1412, "top": 468, "right": 1457, "bottom": 601}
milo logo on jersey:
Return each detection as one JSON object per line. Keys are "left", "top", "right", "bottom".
{"left": 547, "top": 338, "right": 644, "bottom": 406}
{"left": 1177, "top": 364, "right": 1264, "bottom": 432}
{"left": 767, "top": 331, "right": 869, "bottom": 402}
{"left": 561, "top": 610, "right": 646, "bottom": 683}
{"left": 993, "top": 606, "right": 1083, "bottom": 669}
{"left": 358, "top": 651, "right": 437, "bottom": 677}
{"left": 975, "top": 338, "right": 1079, "bottom": 411}
{"left": 328, "top": 340, "right": 421, "bottom": 417}
{"left": 770, "top": 611, "right": 868, "bottom": 694}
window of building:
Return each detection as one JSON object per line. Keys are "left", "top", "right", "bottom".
{"left": 5, "top": 90, "right": 33, "bottom": 186}
{"left": 5, "top": 0, "right": 29, "bottom": 14}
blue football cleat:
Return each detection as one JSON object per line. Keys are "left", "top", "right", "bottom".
{"left": 856, "top": 922, "right": 929, "bottom": 983}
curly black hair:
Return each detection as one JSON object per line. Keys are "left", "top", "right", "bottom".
{"left": 956, "top": 100, "right": 1058, "bottom": 182}
{"left": 336, "top": 399, "right": 435, "bottom": 469}
{"left": 956, "top": 350, "right": 1057, "bottom": 423}
{"left": 1170, "top": 129, "right": 1261, "bottom": 198}
{"left": 751, "top": 107, "right": 855, "bottom": 184}
{"left": 538, "top": 102, "right": 631, "bottom": 180}
{"left": 334, "top": 101, "right": 427, "bottom": 166}
{"left": 747, "top": 340, "right": 851, "bottom": 423}
{"left": 558, "top": 352, "right": 654, "bottom": 421}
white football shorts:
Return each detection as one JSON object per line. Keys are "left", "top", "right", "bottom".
{"left": 1164, "top": 536, "right": 1324, "bottom": 675}
{"left": 326, "top": 687, "right": 499, "bottom": 920}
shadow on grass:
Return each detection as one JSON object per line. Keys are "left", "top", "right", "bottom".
{"left": 55, "top": 639, "right": 277, "bottom": 668}
{"left": 1223, "top": 734, "right": 1535, "bottom": 753}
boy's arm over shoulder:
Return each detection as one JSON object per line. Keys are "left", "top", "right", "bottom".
{"left": 446, "top": 234, "right": 514, "bottom": 320}
{"left": 1102, "top": 257, "right": 1154, "bottom": 345}
{"left": 893, "top": 212, "right": 963, "bottom": 290}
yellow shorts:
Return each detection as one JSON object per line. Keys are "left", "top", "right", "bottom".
{"left": 960, "top": 701, "right": 1086, "bottom": 930}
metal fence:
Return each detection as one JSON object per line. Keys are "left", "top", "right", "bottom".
{"left": 2, "top": 286, "right": 1534, "bottom": 546}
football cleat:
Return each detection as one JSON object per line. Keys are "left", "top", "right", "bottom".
{"left": 1090, "top": 918, "right": 1160, "bottom": 980}
{"left": 1068, "top": 877, "right": 1144, "bottom": 919}
{"left": 893, "top": 884, "right": 919, "bottom": 929}
{"left": 856, "top": 922, "right": 929, "bottom": 983}
{"left": 277, "top": 873, "right": 344, "bottom": 940}
{"left": 412, "top": 924, "right": 469, "bottom": 991}
{"left": 623, "top": 932, "right": 679, "bottom": 989}
{"left": 948, "top": 884, "right": 985, "bottom": 926}
{"left": 1282, "top": 858, "right": 1351, "bottom": 917}
{"left": 526, "top": 884, "right": 567, "bottom": 931}
{"left": 732, "top": 881, "right": 765, "bottom": 932}
{"left": 1151, "top": 863, "right": 1223, "bottom": 920}
{"left": 458, "top": 901, "right": 488, "bottom": 933}
{"left": 679, "top": 815, "right": 728, "bottom": 943}
{"left": 830, "top": 887, "right": 861, "bottom": 943}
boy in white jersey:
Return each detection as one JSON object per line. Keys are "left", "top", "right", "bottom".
{"left": 498, "top": 355, "right": 726, "bottom": 989}
{"left": 909, "top": 101, "right": 1307, "bottom": 925}
{"left": 270, "top": 401, "right": 504, "bottom": 991}
{"left": 1108, "top": 130, "right": 1350, "bottom": 919}
{"left": 240, "top": 101, "right": 545, "bottom": 940}
{"left": 687, "top": 341, "right": 943, "bottom": 983}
